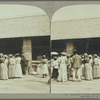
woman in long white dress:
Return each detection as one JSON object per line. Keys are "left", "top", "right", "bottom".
{"left": 14, "top": 53, "right": 23, "bottom": 78}
{"left": 93, "top": 54, "right": 99, "bottom": 79}
{"left": 41, "top": 55, "right": 49, "bottom": 78}
{"left": 57, "top": 52, "right": 67, "bottom": 82}
{"left": 0, "top": 56, "right": 8, "bottom": 80}
{"left": 84, "top": 56, "right": 93, "bottom": 80}
{"left": 97, "top": 56, "right": 100, "bottom": 78}
{"left": 8, "top": 54, "right": 16, "bottom": 79}
{"left": 4, "top": 55, "right": 8, "bottom": 66}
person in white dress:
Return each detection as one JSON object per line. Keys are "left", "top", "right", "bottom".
{"left": 93, "top": 54, "right": 99, "bottom": 79}
{"left": 84, "top": 55, "right": 93, "bottom": 80}
{"left": 0, "top": 56, "right": 8, "bottom": 80}
{"left": 41, "top": 55, "right": 49, "bottom": 78}
{"left": 89, "top": 55, "right": 93, "bottom": 66}
{"left": 4, "top": 55, "right": 8, "bottom": 66}
{"left": 96, "top": 55, "right": 100, "bottom": 79}
{"left": 14, "top": 53, "right": 23, "bottom": 78}
{"left": 8, "top": 54, "right": 16, "bottom": 79}
{"left": 57, "top": 52, "right": 67, "bottom": 82}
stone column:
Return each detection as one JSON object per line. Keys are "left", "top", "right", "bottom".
{"left": 22, "top": 37, "right": 32, "bottom": 75}
{"left": 66, "top": 42, "right": 76, "bottom": 55}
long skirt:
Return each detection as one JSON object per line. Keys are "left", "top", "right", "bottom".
{"left": 81, "top": 64, "right": 85, "bottom": 77}
{"left": 42, "top": 64, "right": 49, "bottom": 75}
{"left": 8, "top": 64, "right": 15, "bottom": 78}
{"left": 93, "top": 65, "right": 98, "bottom": 79}
{"left": 67, "top": 68, "right": 71, "bottom": 78}
{"left": 97, "top": 65, "right": 100, "bottom": 78}
{"left": 58, "top": 63, "right": 67, "bottom": 82}
{"left": 15, "top": 63, "right": 23, "bottom": 78}
{"left": 0, "top": 63, "right": 8, "bottom": 80}
{"left": 84, "top": 63, "right": 93, "bottom": 80}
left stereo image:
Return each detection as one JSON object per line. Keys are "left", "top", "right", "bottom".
{"left": 0, "top": 4, "right": 50, "bottom": 93}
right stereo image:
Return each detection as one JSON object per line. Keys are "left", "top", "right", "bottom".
{"left": 51, "top": 4, "right": 100, "bottom": 93}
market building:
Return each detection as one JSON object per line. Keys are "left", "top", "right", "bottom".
{"left": 51, "top": 5, "right": 100, "bottom": 55}
{"left": 0, "top": 4, "right": 50, "bottom": 60}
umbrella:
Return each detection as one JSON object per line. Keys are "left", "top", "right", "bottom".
{"left": 51, "top": 52, "right": 58, "bottom": 55}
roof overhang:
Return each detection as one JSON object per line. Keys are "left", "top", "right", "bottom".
{"left": 0, "top": 4, "right": 50, "bottom": 38}
{"left": 51, "top": 4, "right": 100, "bottom": 40}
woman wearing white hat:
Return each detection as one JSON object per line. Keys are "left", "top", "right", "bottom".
{"left": 14, "top": 53, "right": 23, "bottom": 78}
{"left": 96, "top": 55, "right": 100, "bottom": 79}
{"left": 41, "top": 55, "right": 49, "bottom": 78}
{"left": 4, "top": 55, "right": 8, "bottom": 66}
{"left": 57, "top": 52, "right": 67, "bottom": 82}
{"left": 8, "top": 54, "right": 16, "bottom": 79}
{"left": 84, "top": 55, "right": 93, "bottom": 80}
{"left": 0, "top": 55, "right": 8, "bottom": 80}
{"left": 93, "top": 54, "right": 99, "bottom": 79}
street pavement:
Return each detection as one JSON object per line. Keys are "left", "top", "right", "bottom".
{"left": 51, "top": 78, "right": 100, "bottom": 93}
{"left": 0, "top": 75, "right": 50, "bottom": 93}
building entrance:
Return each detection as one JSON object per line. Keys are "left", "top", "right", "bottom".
{"left": 52, "top": 37, "right": 100, "bottom": 55}
{"left": 0, "top": 38, "right": 23, "bottom": 55}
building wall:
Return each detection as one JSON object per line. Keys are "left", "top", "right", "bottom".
{"left": 51, "top": 18, "right": 100, "bottom": 40}
{"left": 0, "top": 15, "right": 50, "bottom": 38}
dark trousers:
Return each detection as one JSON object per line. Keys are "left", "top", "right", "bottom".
{"left": 67, "top": 68, "right": 71, "bottom": 78}
{"left": 53, "top": 68, "right": 58, "bottom": 79}
{"left": 22, "top": 65, "right": 28, "bottom": 75}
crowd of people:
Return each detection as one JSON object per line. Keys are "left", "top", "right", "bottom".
{"left": 0, "top": 53, "right": 29, "bottom": 80}
{"left": 51, "top": 51, "right": 100, "bottom": 82}
{"left": 0, "top": 52, "right": 50, "bottom": 81}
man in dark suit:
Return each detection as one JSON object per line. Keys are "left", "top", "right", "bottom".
{"left": 21, "top": 54, "right": 28, "bottom": 75}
